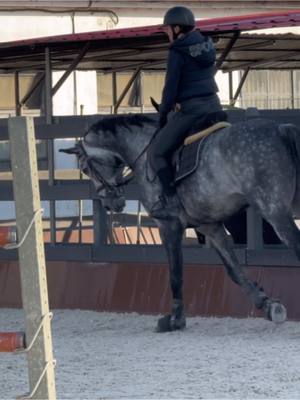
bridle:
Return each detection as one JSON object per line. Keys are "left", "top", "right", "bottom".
{"left": 80, "top": 122, "right": 159, "bottom": 194}
{"left": 86, "top": 157, "right": 118, "bottom": 193}
{"left": 82, "top": 151, "right": 132, "bottom": 198}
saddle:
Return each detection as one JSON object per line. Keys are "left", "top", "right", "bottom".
{"left": 173, "top": 111, "right": 231, "bottom": 183}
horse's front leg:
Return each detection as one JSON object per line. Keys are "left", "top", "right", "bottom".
{"left": 156, "top": 219, "right": 186, "bottom": 332}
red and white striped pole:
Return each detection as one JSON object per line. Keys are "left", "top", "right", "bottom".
{"left": 0, "top": 226, "right": 21, "bottom": 352}
{"left": 0, "top": 332, "right": 25, "bottom": 352}
{"left": 0, "top": 226, "right": 17, "bottom": 247}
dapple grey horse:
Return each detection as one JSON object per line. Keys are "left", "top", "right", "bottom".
{"left": 62, "top": 113, "right": 300, "bottom": 331}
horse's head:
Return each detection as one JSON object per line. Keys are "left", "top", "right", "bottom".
{"left": 60, "top": 140, "right": 130, "bottom": 213}
{"left": 60, "top": 114, "right": 156, "bottom": 212}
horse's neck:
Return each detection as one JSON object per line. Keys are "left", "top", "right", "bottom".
{"left": 114, "top": 121, "right": 163, "bottom": 206}
{"left": 115, "top": 124, "right": 153, "bottom": 168}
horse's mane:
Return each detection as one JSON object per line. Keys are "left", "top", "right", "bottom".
{"left": 91, "top": 113, "right": 157, "bottom": 135}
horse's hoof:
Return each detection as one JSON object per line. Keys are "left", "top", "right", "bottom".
{"left": 156, "top": 315, "right": 186, "bottom": 333}
{"left": 267, "top": 302, "right": 287, "bottom": 324}
{"left": 156, "top": 315, "right": 172, "bottom": 333}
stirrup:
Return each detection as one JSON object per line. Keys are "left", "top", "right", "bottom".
{"left": 150, "top": 194, "right": 181, "bottom": 219}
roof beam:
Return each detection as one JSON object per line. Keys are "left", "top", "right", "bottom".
{"left": 230, "top": 67, "right": 250, "bottom": 106}
{"left": 229, "top": 39, "right": 275, "bottom": 51}
{"left": 216, "top": 31, "right": 240, "bottom": 70}
{"left": 114, "top": 67, "right": 142, "bottom": 113}
{"left": 229, "top": 50, "right": 300, "bottom": 70}
{"left": 107, "top": 59, "right": 165, "bottom": 73}
{"left": 20, "top": 73, "right": 45, "bottom": 106}
{"left": 51, "top": 42, "right": 91, "bottom": 96}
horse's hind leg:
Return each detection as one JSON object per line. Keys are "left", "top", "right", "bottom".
{"left": 195, "top": 223, "right": 286, "bottom": 323}
{"left": 254, "top": 212, "right": 300, "bottom": 323}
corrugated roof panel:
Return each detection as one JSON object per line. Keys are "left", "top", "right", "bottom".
{"left": 0, "top": 9, "right": 300, "bottom": 49}
{"left": 1, "top": 10, "right": 300, "bottom": 72}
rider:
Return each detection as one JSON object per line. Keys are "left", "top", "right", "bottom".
{"left": 148, "top": 6, "right": 224, "bottom": 219}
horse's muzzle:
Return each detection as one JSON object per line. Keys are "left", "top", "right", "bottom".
{"left": 97, "top": 187, "right": 126, "bottom": 213}
{"left": 102, "top": 195, "right": 126, "bottom": 213}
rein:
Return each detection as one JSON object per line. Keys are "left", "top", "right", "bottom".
{"left": 79, "top": 122, "right": 159, "bottom": 193}
{"left": 85, "top": 151, "right": 133, "bottom": 194}
{"left": 130, "top": 127, "right": 159, "bottom": 170}
{"left": 86, "top": 158, "right": 117, "bottom": 193}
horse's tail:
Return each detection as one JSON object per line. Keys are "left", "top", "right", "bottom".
{"left": 278, "top": 123, "right": 300, "bottom": 213}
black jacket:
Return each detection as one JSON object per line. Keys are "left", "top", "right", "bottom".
{"left": 160, "top": 30, "right": 219, "bottom": 118}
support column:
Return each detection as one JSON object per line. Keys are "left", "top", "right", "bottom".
{"left": 228, "top": 71, "right": 233, "bottom": 105}
{"left": 93, "top": 199, "right": 108, "bottom": 246}
{"left": 45, "top": 47, "right": 56, "bottom": 244}
{"left": 8, "top": 116, "right": 56, "bottom": 399}
{"left": 14, "top": 71, "right": 21, "bottom": 116}
{"left": 112, "top": 71, "right": 117, "bottom": 114}
{"left": 291, "top": 70, "right": 295, "bottom": 109}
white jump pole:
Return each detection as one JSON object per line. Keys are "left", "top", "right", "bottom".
{"left": 8, "top": 116, "right": 56, "bottom": 399}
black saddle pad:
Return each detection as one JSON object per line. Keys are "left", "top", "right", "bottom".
{"left": 173, "top": 110, "right": 228, "bottom": 183}
{"left": 173, "top": 138, "right": 204, "bottom": 183}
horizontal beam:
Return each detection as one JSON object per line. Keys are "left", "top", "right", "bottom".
{"left": 0, "top": 244, "right": 298, "bottom": 266}
{"left": 0, "top": 109, "right": 299, "bottom": 141}
{"left": 0, "top": 180, "right": 141, "bottom": 201}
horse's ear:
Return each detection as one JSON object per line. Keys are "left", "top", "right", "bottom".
{"left": 59, "top": 146, "right": 79, "bottom": 155}
{"left": 150, "top": 97, "right": 160, "bottom": 112}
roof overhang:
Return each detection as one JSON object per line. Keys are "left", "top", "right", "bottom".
{"left": 1, "top": 10, "right": 300, "bottom": 73}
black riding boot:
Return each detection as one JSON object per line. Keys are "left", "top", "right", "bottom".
{"left": 150, "top": 193, "right": 183, "bottom": 219}
{"left": 150, "top": 168, "right": 183, "bottom": 219}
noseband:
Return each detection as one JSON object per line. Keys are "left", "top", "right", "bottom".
{"left": 85, "top": 157, "right": 119, "bottom": 193}
{"left": 78, "top": 141, "right": 131, "bottom": 197}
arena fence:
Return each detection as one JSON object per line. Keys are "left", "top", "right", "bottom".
{"left": 0, "top": 108, "right": 299, "bottom": 267}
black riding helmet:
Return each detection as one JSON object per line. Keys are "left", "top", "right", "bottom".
{"left": 163, "top": 6, "right": 195, "bottom": 27}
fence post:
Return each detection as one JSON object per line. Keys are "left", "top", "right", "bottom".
{"left": 8, "top": 116, "right": 56, "bottom": 399}
{"left": 93, "top": 199, "right": 108, "bottom": 245}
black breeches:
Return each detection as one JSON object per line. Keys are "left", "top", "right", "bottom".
{"left": 148, "top": 95, "right": 222, "bottom": 191}
{"left": 148, "top": 111, "right": 197, "bottom": 175}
